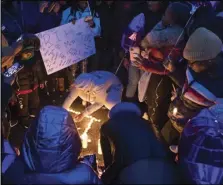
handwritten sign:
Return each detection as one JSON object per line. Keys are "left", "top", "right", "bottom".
{"left": 36, "top": 18, "right": 96, "bottom": 75}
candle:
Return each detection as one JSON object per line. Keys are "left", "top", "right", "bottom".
{"left": 81, "top": 133, "right": 88, "bottom": 149}
{"left": 173, "top": 107, "right": 178, "bottom": 116}
{"left": 98, "top": 139, "right": 102, "bottom": 155}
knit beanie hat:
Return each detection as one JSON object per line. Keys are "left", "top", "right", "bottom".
{"left": 183, "top": 27, "right": 223, "bottom": 61}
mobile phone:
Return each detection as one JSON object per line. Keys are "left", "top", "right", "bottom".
{"left": 3, "top": 63, "right": 24, "bottom": 78}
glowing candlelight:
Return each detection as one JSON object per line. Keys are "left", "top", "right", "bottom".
{"left": 98, "top": 139, "right": 102, "bottom": 155}
{"left": 68, "top": 108, "right": 101, "bottom": 150}
{"left": 81, "top": 132, "right": 88, "bottom": 149}
{"left": 173, "top": 107, "right": 178, "bottom": 116}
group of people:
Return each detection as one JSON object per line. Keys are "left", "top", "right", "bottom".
{"left": 2, "top": 1, "right": 223, "bottom": 184}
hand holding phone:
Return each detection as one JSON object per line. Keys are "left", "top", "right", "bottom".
{"left": 3, "top": 63, "right": 24, "bottom": 78}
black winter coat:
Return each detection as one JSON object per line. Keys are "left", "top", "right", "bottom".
{"left": 13, "top": 55, "right": 45, "bottom": 91}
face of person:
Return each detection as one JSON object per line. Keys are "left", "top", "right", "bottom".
{"left": 162, "top": 7, "right": 174, "bottom": 26}
{"left": 78, "top": 1, "right": 88, "bottom": 10}
{"left": 147, "top": 1, "right": 161, "bottom": 12}
{"left": 20, "top": 50, "right": 34, "bottom": 61}
{"left": 188, "top": 60, "right": 209, "bottom": 73}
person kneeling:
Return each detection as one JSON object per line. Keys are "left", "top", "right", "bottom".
{"left": 63, "top": 71, "right": 123, "bottom": 122}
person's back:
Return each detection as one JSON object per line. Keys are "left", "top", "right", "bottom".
{"left": 100, "top": 102, "right": 178, "bottom": 184}
{"left": 20, "top": 106, "right": 101, "bottom": 184}
{"left": 179, "top": 104, "right": 223, "bottom": 184}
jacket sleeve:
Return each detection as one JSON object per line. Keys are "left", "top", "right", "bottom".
{"left": 63, "top": 87, "right": 79, "bottom": 110}
{"left": 82, "top": 103, "right": 103, "bottom": 116}
{"left": 145, "top": 22, "right": 183, "bottom": 49}
{"left": 91, "top": 16, "right": 101, "bottom": 37}
{"left": 35, "top": 59, "right": 46, "bottom": 84}
{"left": 60, "top": 8, "right": 72, "bottom": 25}
{"left": 60, "top": 11, "right": 68, "bottom": 25}
{"left": 141, "top": 60, "right": 169, "bottom": 75}
{"left": 167, "top": 66, "right": 187, "bottom": 88}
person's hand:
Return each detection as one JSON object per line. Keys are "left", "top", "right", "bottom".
{"left": 71, "top": 18, "right": 76, "bottom": 25}
{"left": 39, "top": 83, "right": 45, "bottom": 89}
{"left": 132, "top": 53, "right": 145, "bottom": 68}
{"left": 2, "top": 56, "right": 14, "bottom": 70}
{"left": 39, "top": 1, "right": 49, "bottom": 13}
{"left": 85, "top": 16, "right": 95, "bottom": 27}
{"left": 123, "top": 58, "right": 130, "bottom": 70}
{"left": 53, "top": 2, "right": 61, "bottom": 14}
{"left": 163, "top": 57, "right": 176, "bottom": 72}
{"left": 74, "top": 113, "right": 85, "bottom": 122}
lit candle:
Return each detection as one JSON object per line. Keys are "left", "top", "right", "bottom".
{"left": 98, "top": 139, "right": 102, "bottom": 155}
{"left": 173, "top": 107, "right": 178, "bottom": 116}
{"left": 81, "top": 133, "right": 88, "bottom": 149}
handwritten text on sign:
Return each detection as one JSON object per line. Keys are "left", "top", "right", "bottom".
{"left": 36, "top": 18, "right": 96, "bottom": 75}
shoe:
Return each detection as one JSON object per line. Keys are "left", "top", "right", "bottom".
{"left": 82, "top": 101, "right": 87, "bottom": 106}
{"left": 30, "top": 115, "right": 36, "bottom": 118}
{"left": 169, "top": 145, "right": 178, "bottom": 154}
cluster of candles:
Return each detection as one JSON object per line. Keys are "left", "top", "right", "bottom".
{"left": 68, "top": 108, "right": 102, "bottom": 154}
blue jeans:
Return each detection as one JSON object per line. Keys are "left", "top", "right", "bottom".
{"left": 126, "top": 64, "right": 144, "bottom": 98}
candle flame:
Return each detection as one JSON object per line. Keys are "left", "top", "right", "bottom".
{"left": 173, "top": 107, "right": 178, "bottom": 116}
{"left": 68, "top": 108, "right": 101, "bottom": 149}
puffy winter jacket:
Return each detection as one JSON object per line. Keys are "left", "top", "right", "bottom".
{"left": 179, "top": 103, "right": 223, "bottom": 184}
{"left": 101, "top": 102, "right": 179, "bottom": 184}
{"left": 20, "top": 106, "right": 101, "bottom": 184}
{"left": 13, "top": 55, "right": 45, "bottom": 92}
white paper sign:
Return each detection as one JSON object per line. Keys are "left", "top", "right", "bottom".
{"left": 36, "top": 18, "right": 96, "bottom": 75}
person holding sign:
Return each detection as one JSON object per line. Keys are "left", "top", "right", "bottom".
{"left": 61, "top": 0, "right": 101, "bottom": 92}
{"left": 63, "top": 71, "right": 123, "bottom": 122}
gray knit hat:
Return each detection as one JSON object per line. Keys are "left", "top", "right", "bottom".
{"left": 183, "top": 27, "right": 223, "bottom": 61}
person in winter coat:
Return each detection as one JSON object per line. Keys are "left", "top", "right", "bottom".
{"left": 2, "top": 106, "right": 102, "bottom": 184}
{"left": 130, "top": 2, "right": 190, "bottom": 138}
{"left": 186, "top": 2, "right": 223, "bottom": 42}
{"left": 179, "top": 103, "right": 223, "bottom": 184}
{"left": 13, "top": 34, "right": 45, "bottom": 128}
{"left": 162, "top": 27, "right": 223, "bottom": 145}
{"left": 94, "top": 1, "right": 116, "bottom": 71}
{"left": 63, "top": 71, "right": 123, "bottom": 122}
{"left": 61, "top": 0, "right": 101, "bottom": 90}
{"left": 124, "top": 1, "right": 169, "bottom": 101}
{"left": 100, "top": 102, "right": 179, "bottom": 184}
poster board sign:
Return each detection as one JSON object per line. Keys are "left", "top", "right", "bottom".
{"left": 36, "top": 18, "right": 96, "bottom": 75}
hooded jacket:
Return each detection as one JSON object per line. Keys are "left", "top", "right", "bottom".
{"left": 20, "top": 106, "right": 101, "bottom": 184}
{"left": 179, "top": 104, "right": 223, "bottom": 184}
{"left": 101, "top": 102, "right": 179, "bottom": 184}
{"left": 63, "top": 71, "right": 123, "bottom": 116}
